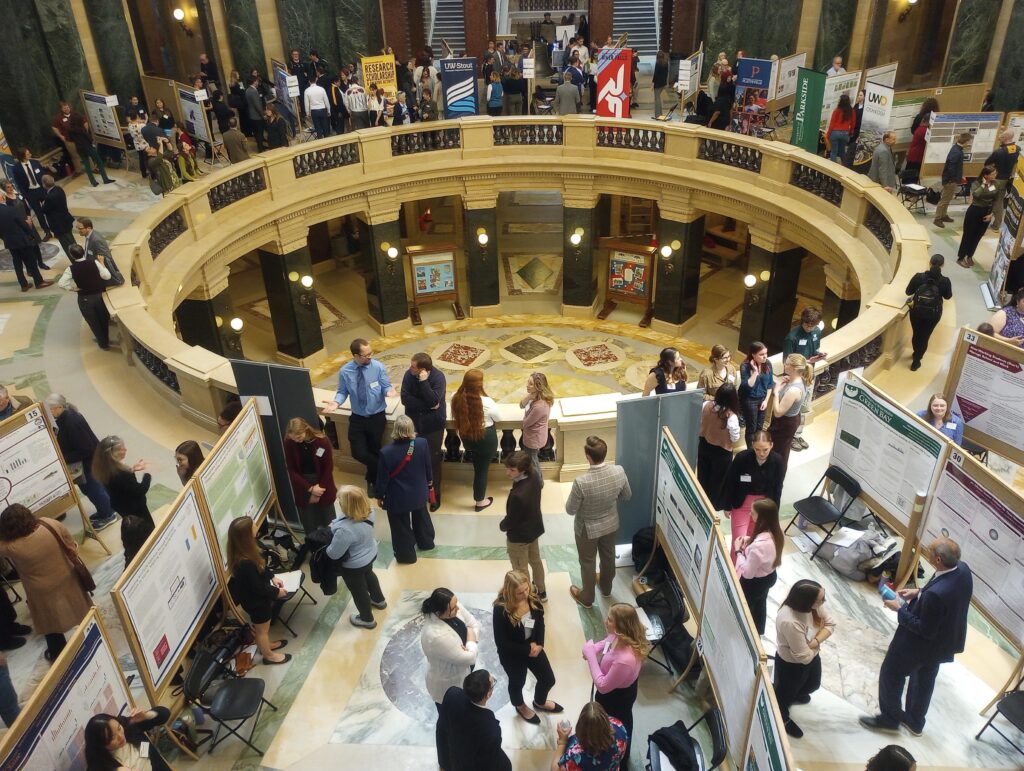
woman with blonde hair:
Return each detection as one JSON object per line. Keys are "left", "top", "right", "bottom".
{"left": 493, "top": 570, "right": 561, "bottom": 724}
{"left": 520, "top": 372, "right": 554, "bottom": 484}
{"left": 452, "top": 369, "right": 502, "bottom": 510}
{"left": 768, "top": 353, "right": 813, "bottom": 470}
{"left": 552, "top": 701, "right": 628, "bottom": 771}
{"left": 583, "top": 603, "right": 649, "bottom": 766}
{"left": 226, "top": 516, "right": 290, "bottom": 664}
{"left": 283, "top": 416, "right": 337, "bottom": 543}
{"left": 697, "top": 344, "right": 738, "bottom": 400}
{"left": 327, "top": 485, "right": 387, "bottom": 629}
{"left": 376, "top": 415, "right": 435, "bottom": 563}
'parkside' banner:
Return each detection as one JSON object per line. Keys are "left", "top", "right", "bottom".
{"left": 790, "top": 67, "right": 825, "bottom": 153}
{"left": 360, "top": 55, "right": 398, "bottom": 102}
{"left": 853, "top": 80, "right": 894, "bottom": 166}
{"left": 440, "top": 58, "right": 479, "bottom": 118}
{"left": 596, "top": 48, "right": 632, "bottom": 118}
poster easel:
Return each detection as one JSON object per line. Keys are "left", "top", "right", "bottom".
{"left": 0, "top": 404, "right": 110, "bottom": 554}
{"left": 78, "top": 90, "right": 127, "bottom": 153}
{"left": 406, "top": 244, "right": 464, "bottom": 324}
{"left": 597, "top": 241, "right": 655, "bottom": 326}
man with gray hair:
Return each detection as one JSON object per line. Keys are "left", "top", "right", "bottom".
{"left": 0, "top": 387, "right": 28, "bottom": 421}
{"left": 984, "top": 128, "right": 1021, "bottom": 230}
{"left": 868, "top": 131, "right": 899, "bottom": 193}
{"left": 859, "top": 536, "right": 973, "bottom": 736}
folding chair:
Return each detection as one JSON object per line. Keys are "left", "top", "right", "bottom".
{"left": 647, "top": 708, "right": 728, "bottom": 771}
{"left": 638, "top": 578, "right": 688, "bottom": 675}
{"left": 182, "top": 646, "right": 277, "bottom": 755}
{"left": 271, "top": 571, "right": 317, "bottom": 637}
{"left": 899, "top": 184, "right": 927, "bottom": 214}
{"left": 962, "top": 437, "right": 989, "bottom": 466}
{"left": 976, "top": 691, "right": 1024, "bottom": 755}
{"left": 785, "top": 464, "right": 864, "bottom": 561}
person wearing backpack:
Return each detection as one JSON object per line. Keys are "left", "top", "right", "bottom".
{"left": 904, "top": 254, "right": 952, "bottom": 371}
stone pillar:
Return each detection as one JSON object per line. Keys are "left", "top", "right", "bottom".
{"left": 379, "top": 0, "right": 411, "bottom": 60}
{"left": 590, "top": 0, "right": 614, "bottom": 47}
{"left": 943, "top": 0, "right": 1005, "bottom": 85}
{"left": 463, "top": 0, "right": 489, "bottom": 60}
{"left": 797, "top": 0, "right": 824, "bottom": 68}
{"left": 464, "top": 197, "right": 499, "bottom": 315}
{"left": 175, "top": 263, "right": 237, "bottom": 357}
{"left": 739, "top": 230, "right": 805, "bottom": 353}
{"left": 664, "top": 0, "right": 702, "bottom": 54}
{"left": 358, "top": 210, "right": 411, "bottom": 330}
{"left": 257, "top": 232, "right": 326, "bottom": 366}
{"left": 654, "top": 196, "right": 704, "bottom": 331}
{"left": 822, "top": 263, "right": 861, "bottom": 335}
{"left": 562, "top": 190, "right": 600, "bottom": 314}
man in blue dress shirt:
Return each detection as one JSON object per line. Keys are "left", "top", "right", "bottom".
{"left": 325, "top": 338, "right": 396, "bottom": 494}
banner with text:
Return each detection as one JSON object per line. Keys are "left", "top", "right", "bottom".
{"left": 596, "top": 48, "right": 633, "bottom": 118}
{"left": 988, "top": 174, "right": 1024, "bottom": 301}
{"left": 819, "top": 70, "right": 862, "bottom": 130}
{"left": 360, "top": 54, "right": 398, "bottom": 102}
{"left": 439, "top": 58, "right": 479, "bottom": 118}
{"left": 773, "top": 52, "right": 806, "bottom": 101}
{"left": 732, "top": 57, "right": 773, "bottom": 135}
{"left": 790, "top": 68, "right": 826, "bottom": 153}
{"left": 853, "top": 80, "right": 894, "bottom": 166}
{"left": 677, "top": 49, "right": 704, "bottom": 102}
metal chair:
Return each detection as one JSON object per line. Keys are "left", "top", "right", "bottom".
{"left": 638, "top": 578, "right": 689, "bottom": 674}
{"left": 271, "top": 571, "right": 317, "bottom": 637}
{"left": 962, "top": 437, "right": 989, "bottom": 465}
{"left": 647, "top": 708, "right": 728, "bottom": 771}
{"left": 976, "top": 691, "right": 1024, "bottom": 755}
{"left": 786, "top": 464, "right": 864, "bottom": 560}
{"left": 899, "top": 184, "right": 927, "bottom": 214}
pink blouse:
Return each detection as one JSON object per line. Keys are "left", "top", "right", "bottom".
{"left": 582, "top": 634, "right": 642, "bottom": 693}
{"left": 735, "top": 532, "right": 777, "bottom": 578}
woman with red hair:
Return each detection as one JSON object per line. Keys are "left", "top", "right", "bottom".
{"left": 452, "top": 369, "right": 502, "bottom": 511}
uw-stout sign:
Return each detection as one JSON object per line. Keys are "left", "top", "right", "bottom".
{"left": 439, "top": 58, "right": 479, "bottom": 118}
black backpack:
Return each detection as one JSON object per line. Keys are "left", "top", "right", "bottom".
{"left": 910, "top": 277, "right": 943, "bottom": 319}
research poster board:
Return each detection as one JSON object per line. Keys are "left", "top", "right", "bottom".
{"left": 271, "top": 58, "right": 298, "bottom": 130}
{"left": 196, "top": 398, "right": 275, "bottom": 561}
{"left": 863, "top": 61, "right": 898, "bottom": 88}
{"left": 743, "top": 667, "right": 795, "bottom": 771}
{"left": 987, "top": 173, "right": 1024, "bottom": 304}
{"left": 889, "top": 82, "right": 991, "bottom": 146}
{"left": 654, "top": 428, "right": 715, "bottom": 606}
{"left": 943, "top": 327, "right": 1024, "bottom": 465}
{"left": 923, "top": 111, "right": 1002, "bottom": 165}
{"left": 0, "top": 611, "right": 134, "bottom": 770}
{"left": 830, "top": 374, "right": 947, "bottom": 532}
{"left": 112, "top": 485, "right": 221, "bottom": 699}
{"left": 818, "top": 70, "right": 861, "bottom": 130}
{"left": 0, "top": 404, "right": 77, "bottom": 521}
{"left": 853, "top": 79, "right": 894, "bottom": 166}
{"left": 697, "top": 535, "right": 763, "bottom": 765}
{"left": 80, "top": 90, "right": 124, "bottom": 149}
{"left": 920, "top": 450, "right": 1024, "bottom": 650}
{"left": 773, "top": 52, "right": 806, "bottom": 102}
{"left": 1006, "top": 112, "right": 1024, "bottom": 144}
{"left": 677, "top": 49, "right": 704, "bottom": 102}
{"left": 177, "top": 85, "right": 212, "bottom": 144}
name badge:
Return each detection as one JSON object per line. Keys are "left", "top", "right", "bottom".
{"left": 369, "top": 381, "right": 381, "bottom": 390}
{"left": 946, "top": 422, "right": 957, "bottom": 430}
{"left": 740, "top": 474, "right": 752, "bottom": 483}
{"left": 666, "top": 383, "right": 675, "bottom": 390}
{"left": 315, "top": 447, "right": 325, "bottom": 457}
{"left": 522, "top": 615, "right": 535, "bottom": 629}
{"left": 602, "top": 640, "right": 612, "bottom": 656}
{"left": 798, "top": 339, "right": 807, "bottom": 346}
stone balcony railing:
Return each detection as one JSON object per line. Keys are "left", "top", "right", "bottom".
{"left": 105, "top": 116, "right": 924, "bottom": 475}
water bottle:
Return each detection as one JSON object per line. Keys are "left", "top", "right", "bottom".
{"left": 878, "top": 578, "right": 899, "bottom": 603}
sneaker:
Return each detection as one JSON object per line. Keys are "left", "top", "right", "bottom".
{"left": 901, "top": 720, "right": 923, "bottom": 737}
{"left": 350, "top": 615, "right": 377, "bottom": 629}
{"left": 791, "top": 437, "right": 809, "bottom": 451}
{"left": 370, "top": 599, "right": 387, "bottom": 609}
{"left": 858, "top": 715, "right": 900, "bottom": 734}
{"left": 90, "top": 514, "right": 118, "bottom": 531}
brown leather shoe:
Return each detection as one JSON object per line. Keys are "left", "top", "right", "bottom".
{"left": 35, "top": 280, "right": 54, "bottom": 289}
{"left": 569, "top": 585, "right": 592, "bottom": 609}
{"left": 932, "top": 219, "right": 944, "bottom": 228}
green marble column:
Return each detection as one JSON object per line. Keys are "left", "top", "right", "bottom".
{"left": 814, "top": 0, "right": 858, "bottom": 70}
{"left": 654, "top": 215, "right": 705, "bottom": 325}
{"left": 35, "top": 0, "right": 92, "bottom": 98}
{"left": 943, "top": 0, "right": 1003, "bottom": 86}
{"left": 360, "top": 218, "right": 410, "bottom": 325}
{"left": 701, "top": 0, "right": 740, "bottom": 75}
{"left": 741, "top": 0, "right": 803, "bottom": 58}
{"left": 175, "top": 290, "right": 237, "bottom": 357}
{"left": 822, "top": 287, "right": 859, "bottom": 335}
{"left": 465, "top": 208, "right": 499, "bottom": 309}
{"left": 336, "top": 0, "right": 384, "bottom": 64}
{"left": 991, "top": 1, "right": 1024, "bottom": 111}
{"left": 223, "top": 0, "right": 267, "bottom": 75}
{"left": 83, "top": 0, "right": 143, "bottom": 107}
{"left": 563, "top": 207, "right": 597, "bottom": 309}
{"left": 0, "top": 2, "right": 61, "bottom": 152}
{"left": 257, "top": 245, "right": 326, "bottom": 360}
{"left": 277, "top": 0, "right": 384, "bottom": 72}
{"left": 738, "top": 244, "right": 804, "bottom": 353}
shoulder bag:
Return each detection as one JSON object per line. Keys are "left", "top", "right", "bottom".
{"left": 39, "top": 518, "right": 96, "bottom": 592}
{"left": 388, "top": 441, "right": 436, "bottom": 505}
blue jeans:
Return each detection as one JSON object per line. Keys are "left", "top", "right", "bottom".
{"left": 829, "top": 130, "right": 849, "bottom": 163}
{"left": 0, "top": 664, "right": 19, "bottom": 727}
{"left": 80, "top": 465, "right": 114, "bottom": 520}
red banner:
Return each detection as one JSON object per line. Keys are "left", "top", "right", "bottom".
{"left": 596, "top": 48, "right": 632, "bottom": 118}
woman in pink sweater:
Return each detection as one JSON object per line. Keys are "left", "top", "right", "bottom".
{"left": 734, "top": 498, "right": 784, "bottom": 635}
{"left": 582, "top": 603, "right": 650, "bottom": 769}
{"left": 519, "top": 373, "right": 554, "bottom": 486}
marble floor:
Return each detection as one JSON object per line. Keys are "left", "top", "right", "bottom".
{"left": 1, "top": 147, "right": 1023, "bottom": 771}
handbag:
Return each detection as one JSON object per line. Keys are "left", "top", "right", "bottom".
{"left": 38, "top": 518, "right": 96, "bottom": 592}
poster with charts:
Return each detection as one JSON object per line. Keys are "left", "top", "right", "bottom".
{"left": 923, "top": 112, "right": 1001, "bottom": 164}
{"left": 81, "top": 91, "right": 123, "bottom": 147}
{"left": 744, "top": 670, "right": 793, "bottom": 771}
{"left": 0, "top": 405, "right": 74, "bottom": 518}
{"left": 114, "top": 486, "right": 220, "bottom": 696}
{"left": 818, "top": 70, "right": 861, "bottom": 130}
{"left": 830, "top": 374, "right": 945, "bottom": 530}
{"left": 197, "top": 399, "right": 274, "bottom": 561}
{"left": 0, "top": 614, "right": 132, "bottom": 770}
{"left": 772, "top": 53, "right": 806, "bottom": 101}
{"left": 655, "top": 430, "right": 715, "bottom": 606}
{"left": 697, "top": 538, "right": 761, "bottom": 766}
{"left": 986, "top": 175, "right": 1024, "bottom": 302}
{"left": 177, "top": 86, "right": 211, "bottom": 144}
{"left": 920, "top": 453, "right": 1024, "bottom": 649}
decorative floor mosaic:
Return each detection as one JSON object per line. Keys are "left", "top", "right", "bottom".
{"left": 501, "top": 254, "right": 563, "bottom": 295}
{"left": 242, "top": 293, "right": 350, "bottom": 331}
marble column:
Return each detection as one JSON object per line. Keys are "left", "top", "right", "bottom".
{"left": 223, "top": 0, "right": 268, "bottom": 75}
{"left": 463, "top": 0, "right": 487, "bottom": 60}
{"left": 739, "top": 232, "right": 804, "bottom": 354}
{"left": 379, "top": 0, "right": 410, "bottom": 60}
{"left": 83, "top": 0, "right": 143, "bottom": 107}
{"left": 664, "top": 0, "right": 702, "bottom": 54}
{"left": 743, "top": 0, "right": 803, "bottom": 58}
{"left": 814, "top": 0, "right": 858, "bottom": 68}
{"left": 943, "top": 0, "right": 1004, "bottom": 85}
{"left": 653, "top": 207, "right": 705, "bottom": 329}
{"left": 175, "top": 288, "right": 237, "bottom": 357}
{"left": 257, "top": 237, "right": 326, "bottom": 364}
{"left": 0, "top": 7, "right": 59, "bottom": 152}
{"left": 277, "top": 0, "right": 342, "bottom": 65}
{"left": 335, "top": 0, "right": 384, "bottom": 64}
{"left": 589, "top": 0, "right": 614, "bottom": 47}
{"left": 822, "top": 263, "right": 860, "bottom": 335}
{"left": 701, "top": 0, "right": 740, "bottom": 69}
{"left": 407, "top": 0, "right": 426, "bottom": 57}
{"left": 35, "top": 0, "right": 93, "bottom": 97}
{"left": 991, "top": 0, "right": 1024, "bottom": 110}
{"left": 358, "top": 213, "right": 410, "bottom": 328}
{"left": 464, "top": 205, "right": 499, "bottom": 313}
{"left": 562, "top": 197, "right": 598, "bottom": 312}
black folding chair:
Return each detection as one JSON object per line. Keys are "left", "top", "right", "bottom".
{"left": 962, "top": 437, "right": 989, "bottom": 466}
{"left": 271, "top": 571, "right": 318, "bottom": 637}
{"left": 647, "top": 707, "right": 728, "bottom": 771}
{"left": 182, "top": 647, "right": 278, "bottom": 756}
{"left": 786, "top": 464, "right": 865, "bottom": 561}
{"left": 976, "top": 691, "right": 1024, "bottom": 755}
{"left": 638, "top": 578, "right": 689, "bottom": 675}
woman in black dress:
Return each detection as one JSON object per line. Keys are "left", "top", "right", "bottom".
{"left": 226, "top": 516, "right": 290, "bottom": 665}
{"left": 92, "top": 435, "right": 152, "bottom": 526}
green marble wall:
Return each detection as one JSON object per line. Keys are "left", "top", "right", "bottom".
{"left": 991, "top": 0, "right": 1024, "bottom": 110}
{"left": 36, "top": 0, "right": 93, "bottom": 98}
{"left": 814, "top": 0, "right": 858, "bottom": 71}
{"left": 700, "top": 0, "right": 740, "bottom": 76}
{"left": 0, "top": 1, "right": 61, "bottom": 153}
{"left": 277, "top": 0, "right": 384, "bottom": 72}
{"left": 224, "top": 0, "right": 267, "bottom": 74}
{"left": 83, "top": 0, "right": 144, "bottom": 108}
{"left": 943, "top": 0, "right": 1002, "bottom": 86}
{"left": 701, "top": 0, "right": 801, "bottom": 74}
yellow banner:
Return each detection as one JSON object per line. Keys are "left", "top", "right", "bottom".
{"left": 360, "top": 55, "right": 398, "bottom": 102}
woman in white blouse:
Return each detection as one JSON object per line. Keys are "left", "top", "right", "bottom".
{"left": 773, "top": 579, "right": 835, "bottom": 739}
{"left": 451, "top": 368, "right": 503, "bottom": 511}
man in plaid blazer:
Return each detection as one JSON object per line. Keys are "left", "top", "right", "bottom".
{"left": 566, "top": 436, "right": 631, "bottom": 608}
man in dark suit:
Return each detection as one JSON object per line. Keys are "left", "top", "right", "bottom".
{"left": 40, "top": 175, "right": 76, "bottom": 258}
{"left": 400, "top": 352, "right": 446, "bottom": 511}
{"left": 10, "top": 148, "right": 51, "bottom": 240}
{"left": 438, "top": 670, "right": 512, "bottom": 771}
{"left": 0, "top": 204, "right": 52, "bottom": 291}
{"left": 76, "top": 218, "right": 123, "bottom": 287}
{"left": 860, "top": 537, "right": 973, "bottom": 736}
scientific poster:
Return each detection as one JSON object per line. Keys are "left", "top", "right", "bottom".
{"left": 818, "top": 70, "right": 862, "bottom": 130}
{"left": 177, "top": 86, "right": 211, "bottom": 144}
{"left": 890, "top": 93, "right": 926, "bottom": 144}
{"left": 864, "top": 61, "right": 898, "bottom": 88}
{"left": 271, "top": 58, "right": 297, "bottom": 130}
{"left": 81, "top": 91, "right": 122, "bottom": 146}
{"left": 744, "top": 675, "right": 790, "bottom": 771}
{"left": 655, "top": 433, "right": 714, "bottom": 604}
{"left": 921, "top": 454, "right": 1024, "bottom": 647}
{"left": 830, "top": 376, "right": 945, "bottom": 529}
{"left": 773, "top": 52, "right": 806, "bottom": 101}
{"left": 0, "top": 406, "right": 72, "bottom": 513}
{"left": 677, "top": 49, "right": 704, "bottom": 102}
{"left": 949, "top": 331, "right": 1024, "bottom": 458}
{"left": 412, "top": 253, "right": 456, "bottom": 296}
{"left": 608, "top": 252, "right": 649, "bottom": 299}
{"left": 987, "top": 176, "right": 1023, "bottom": 301}
{"left": 923, "top": 112, "right": 1002, "bottom": 164}
{"left": 117, "top": 487, "right": 219, "bottom": 692}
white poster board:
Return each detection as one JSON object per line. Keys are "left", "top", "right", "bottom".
{"left": 0, "top": 405, "right": 73, "bottom": 514}
{"left": 743, "top": 670, "right": 793, "bottom": 771}
{"left": 830, "top": 374, "right": 946, "bottom": 531}
{"left": 0, "top": 614, "right": 133, "bottom": 770}
{"left": 678, "top": 49, "right": 704, "bottom": 102}
{"left": 697, "top": 539, "right": 761, "bottom": 765}
{"left": 177, "top": 86, "right": 212, "bottom": 144}
{"left": 864, "top": 61, "right": 898, "bottom": 88}
{"left": 891, "top": 93, "right": 927, "bottom": 144}
{"left": 81, "top": 91, "right": 123, "bottom": 148}
{"left": 556, "top": 24, "right": 575, "bottom": 49}
{"left": 772, "top": 52, "right": 806, "bottom": 101}
{"left": 521, "top": 58, "right": 536, "bottom": 79}
{"left": 655, "top": 429, "right": 715, "bottom": 605}
{"left": 819, "top": 70, "right": 862, "bottom": 129}
{"left": 113, "top": 486, "right": 220, "bottom": 695}
{"left": 920, "top": 451, "right": 1024, "bottom": 649}
{"left": 923, "top": 112, "right": 1002, "bottom": 164}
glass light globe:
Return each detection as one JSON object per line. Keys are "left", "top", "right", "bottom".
{"left": 744, "top": 274, "right": 757, "bottom": 288}
{"left": 229, "top": 317, "right": 244, "bottom": 332}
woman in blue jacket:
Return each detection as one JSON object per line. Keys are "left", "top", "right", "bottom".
{"left": 376, "top": 415, "right": 435, "bottom": 563}
{"left": 738, "top": 342, "right": 775, "bottom": 449}
{"left": 917, "top": 393, "right": 964, "bottom": 445}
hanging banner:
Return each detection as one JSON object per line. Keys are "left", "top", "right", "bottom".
{"left": 596, "top": 48, "right": 633, "bottom": 118}
{"left": 790, "top": 68, "right": 826, "bottom": 153}
{"left": 360, "top": 54, "right": 398, "bottom": 103}
{"left": 988, "top": 174, "right": 1024, "bottom": 303}
{"left": 732, "top": 57, "right": 773, "bottom": 135}
{"left": 819, "top": 70, "right": 862, "bottom": 130}
{"left": 773, "top": 52, "right": 807, "bottom": 101}
{"left": 80, "top": 91, "right": 124, "bottom": 149}
{"left": 439, "top": 58, "right": 479, "bottom": 118}
{"left": 677, "top": 49, "right": 704, "bottom": 102}
{"left": 177, "top": 86, "right": 211, "bottom": 144}
{"left": 864, "top": 61, "right": 898, "bottom": 88}
{"left": 853, "top": 80, "right": 895, "bottom": 167}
